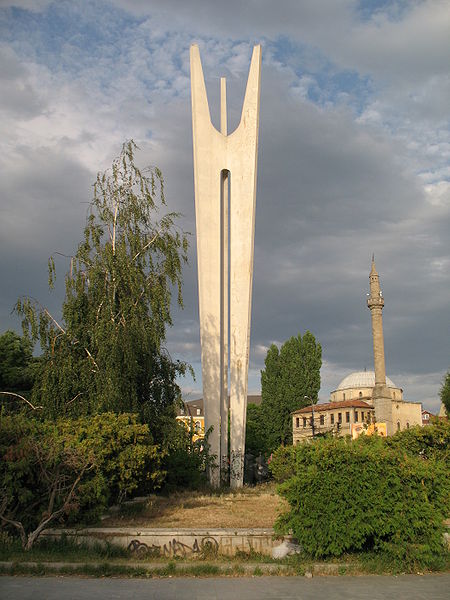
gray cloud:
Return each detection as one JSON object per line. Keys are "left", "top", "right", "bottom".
{"left": 0, "top": 0, "right": 448, "bottom": 412}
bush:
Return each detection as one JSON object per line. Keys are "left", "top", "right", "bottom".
{"left": 386, "top": 420, "right": 450, "bottom": 463}
{"left": 268, "top": 445, "right": 296, "bottom": 483}
{"left": 275, "top": 435, "right": 449, "bottom": 569}
{"left": 0, "top": 412, "right": 164, "bottom": 548}
{"left": 161, "top": 421, "right": 210, "bottom": 491}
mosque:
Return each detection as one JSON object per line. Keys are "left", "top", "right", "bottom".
{"left": 293, "top": 259, "right": 422, "bottom": 442}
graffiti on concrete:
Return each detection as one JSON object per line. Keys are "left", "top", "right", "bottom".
{"left": 229, "top": 447, "right": 243, "bottom": 482}
{"left": 127, "top": 539, "right": 161, "bottom": 558}
{"left": 127, "top": 536, "right": 219, "bottom": 558}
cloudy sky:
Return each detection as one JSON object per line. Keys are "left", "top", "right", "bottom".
{"left": 1, "top": 0, "right": 449, "bottom": 412}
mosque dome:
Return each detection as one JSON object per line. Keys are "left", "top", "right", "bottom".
{"left": 336, "top": 371, "right": 396, "bottom": 390}
{"left": 330, "top": 370, "right": 403, "bottom": 403}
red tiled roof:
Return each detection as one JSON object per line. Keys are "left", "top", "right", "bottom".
{"left": 292, "top": 399, "right": 373, "bottom": 414}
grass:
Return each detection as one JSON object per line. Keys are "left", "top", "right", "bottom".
{"left": 101, "top": 482, "right": 287, "bottom": 529}
{"left": 0, "top": 561, "right": 289, "bottom": 578}
{"left": 0, "top": 540, "right": 450, "bottom": 577}
{"left": 0, "top": 534, "right": 128, "bottom": 562}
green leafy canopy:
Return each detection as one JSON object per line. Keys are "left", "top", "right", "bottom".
{"left": 260, "top": 331, "right": 322, "bottom": 450}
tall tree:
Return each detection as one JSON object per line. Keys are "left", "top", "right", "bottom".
{"left": 439, "top": 369, "right": 450, "bottom": 416}
{"left": 15, "top": 141, "right": 189, "bottom": 438}
{"left": 261, "top": 331, "right": 321, "bottom": 450}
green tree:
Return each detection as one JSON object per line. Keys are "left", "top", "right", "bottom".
{"left": 245, "top": 404, "right": 268, "bottom": 456}
{"left": 15, "top": 141, "right": 189, "bottom": 438}
{"left": 439, "top": 369, "right": 450, "bottom": 416}
{"left": 0, "top": 331, "right": 41, "bottom": 410}
{"left": 261, "top": 331, "right": 321, "bottom": 450}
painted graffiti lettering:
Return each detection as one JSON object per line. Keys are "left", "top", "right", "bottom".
{"left": 127, "top": 536, "right": 219, "bottom": 558}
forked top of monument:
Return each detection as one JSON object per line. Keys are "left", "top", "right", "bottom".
{"left": 190, "top": 43, "right": 261, "bottom": 138}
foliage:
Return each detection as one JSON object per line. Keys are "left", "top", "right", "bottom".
{"left": 268, "top": 445, "right": 296, "bottom": 483}
{"left": 15, "top": 141, "right": 190, "bottom": 435}
{"left": 245, "top": 404, "right": 269, "bottom": 456}
{"left": 275, "top": 436, "right": 449, "bottom": 569}
{"left": 159, "top": 420, "right": 211, "bottom": 491}
{"left": 260, "top": 331, "right": 322, "bottom": 450}
{"left": 0, "top": 412, "right": 163, "bottom": 549}
{"left": 0, "top": 331, "right": 40, "bottom": 407}
{"left": 440, "top": 370, "right": 450, "bottom": 416}
{"left": 386, "top": 420, "right": 450, "bottom": 464}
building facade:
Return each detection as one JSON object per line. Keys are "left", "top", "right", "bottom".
{"left": 176, "top": 400, "right": 205, "bottom": 442}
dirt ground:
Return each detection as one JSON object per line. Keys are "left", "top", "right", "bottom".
{"left": 101, "top": 483, "right": 288, "bottom": 528}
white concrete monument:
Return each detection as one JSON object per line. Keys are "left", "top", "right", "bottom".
{"left": 190, "top": 44, "right": 261, "bottom": 487}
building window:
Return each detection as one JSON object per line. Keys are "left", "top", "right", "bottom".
{"left": 309, "top": 416, "right": 313, "bottom": 427}
{"left": 196, "top": 408, "right": 201, "bottom": 415}
{"left": 361, "top": 411, "right": 364, "bottom": 421}
{"left": 296, "top": 417, "right": 300, "bottom": 428}
{"left": 330, "top": 414, "right": 335, "bottom": 425}
{"left": 338, "top": 412, "right": 342, "bottom": 423}
{"left": 303, "top": 417, "right": 307, "bottom": 428}
{"left": 359, "top": 391, "right": 362, "bottom": 398}
{"left": 397, "top": 421, "right": 401, "bottom": 431}
{"left": 355, "top": 411, "right": 359, "bottom": 422}
{"left": 346, "top": 412, "right": 350, "bottom": 423}
{"left": 406, "top": 422, "right": 410, "bottom": 429}
{"left": 320, "top": 415, "right": 324, "bottom": 425}
{"left": 343, "top": 393, "right": 346, "bottom": 400}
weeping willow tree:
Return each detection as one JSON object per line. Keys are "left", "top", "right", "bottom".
{"left": 16, "top": 141, "right": 190, "bottom": 434}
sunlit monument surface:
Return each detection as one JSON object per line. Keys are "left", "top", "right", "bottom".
{"left": 190, "top": 44, "right": 261, "bottom": 487}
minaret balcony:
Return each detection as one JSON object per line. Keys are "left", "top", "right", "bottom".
{"left": 367, "top": 297, "right": 384, "bottom": 308}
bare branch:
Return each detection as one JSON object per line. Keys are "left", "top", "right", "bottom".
{"left": 66, "top": 392, "right": 83, "bottom": 406}
{"left": 0, "top": 513, "right": 27, "bottom": 547}
{"left": 0, "top": 391, "right": 43, "bottom": 410}
{"left": 112, "top": 199, "right": 119, "bottom": 255}
{"left": 47, "top": 466, "right": 60, "bottom": 516}
{"left": 26, "top": 463, "right": 90, "bottom": 546}
{"left": 132, "top": 232, "right": 159, "bottom": 262}
{"left": 44, "top": 308, "right": 66, "bottom": 334}
{"left": 84, "top": 348, "right": 99, "bottom": 371}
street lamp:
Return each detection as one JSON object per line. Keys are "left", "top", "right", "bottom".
{"left": 304, "top": 395, "right": 316, "bottom": 438}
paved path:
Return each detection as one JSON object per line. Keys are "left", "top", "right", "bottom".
{"left": 1, "top": 574, "right": 449, "bottom": 599}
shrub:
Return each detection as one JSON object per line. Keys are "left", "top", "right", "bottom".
{"left": 268, "top": 445, "right": 296, "bottom": 483}
{"left": 160, "top": 421, "right": 213, "bottom": 491}
{"left": 275, "top": 435, "right": 449, "bottom": 569}
{"left": 386, "top": 420, "right": 450, "bottom": 463}
{"left": 0, "top": 412, "right": 164, "bottom": 549}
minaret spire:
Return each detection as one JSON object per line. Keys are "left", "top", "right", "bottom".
{"left": 367, "top": 257, "right": 389, "bottom": 396}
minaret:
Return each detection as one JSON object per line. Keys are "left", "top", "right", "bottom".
{"left": 367, "top": 256, "right": 390, "bottom": 399}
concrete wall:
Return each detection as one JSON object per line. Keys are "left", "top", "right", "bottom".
{"left": 41, "top": 527, "right": 285, "bottom": 558}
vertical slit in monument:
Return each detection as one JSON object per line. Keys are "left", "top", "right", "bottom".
{"left": 219, "top": 76, "right": 230, "bottom": 486}
{"left": 220, "top": 167, "right": 230, "bottom": 486}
